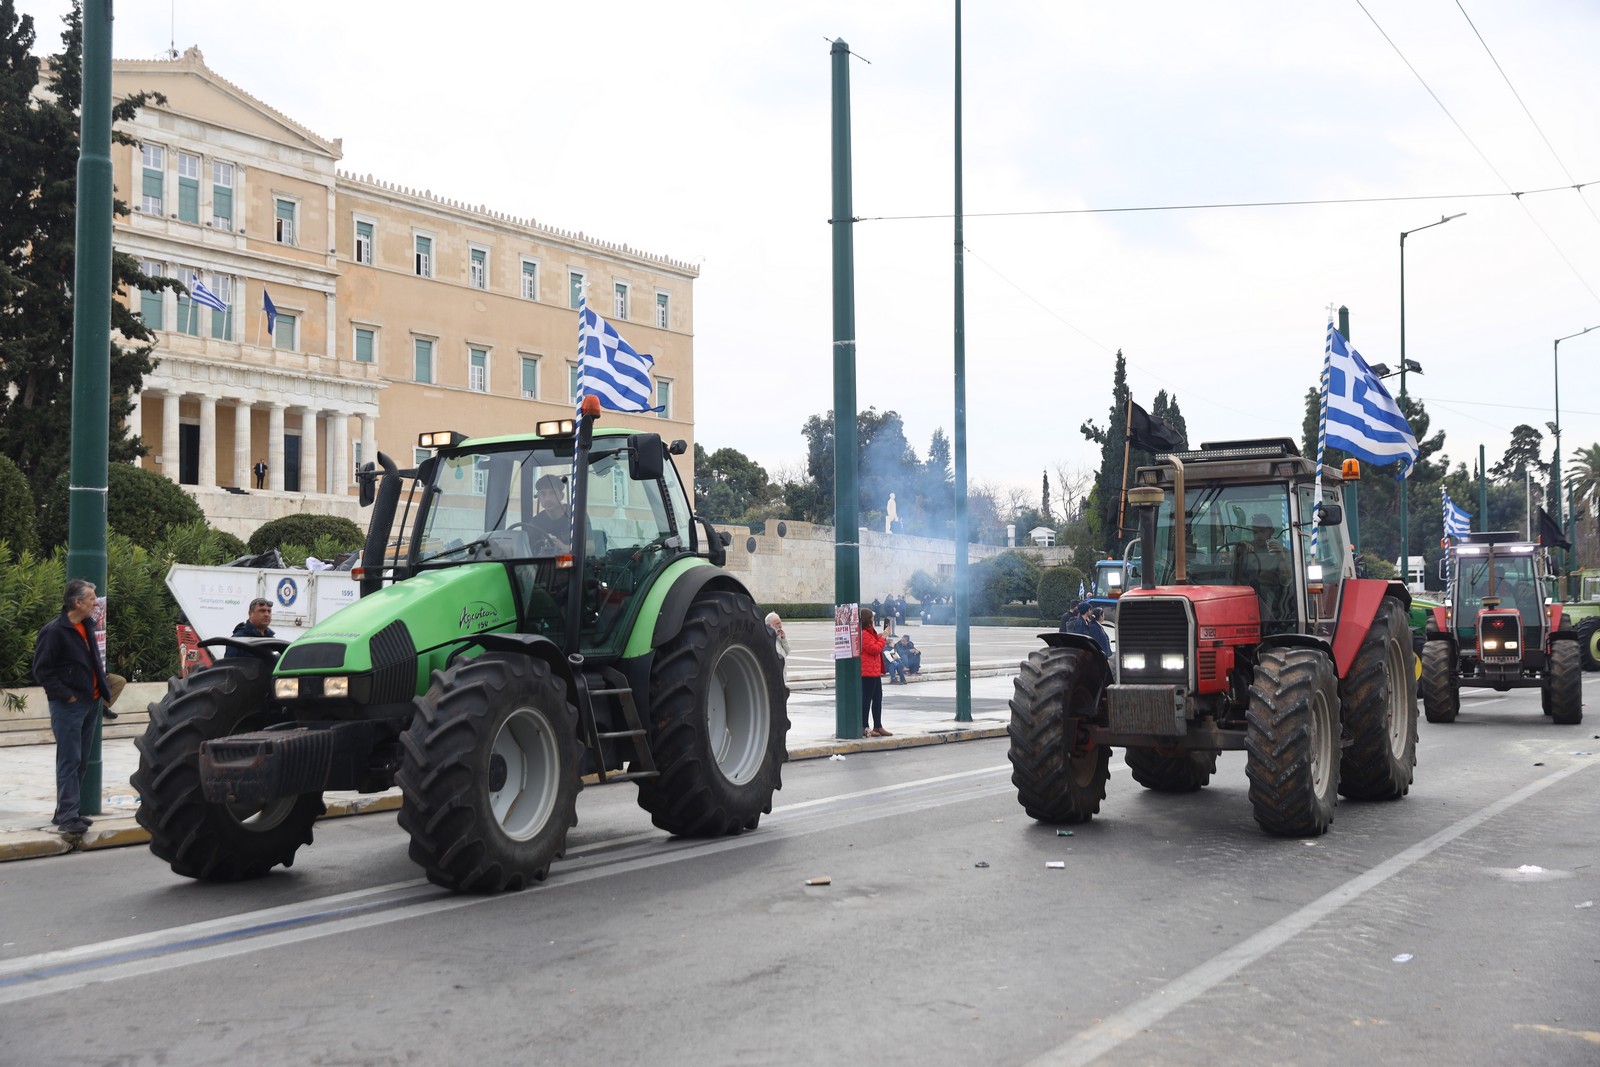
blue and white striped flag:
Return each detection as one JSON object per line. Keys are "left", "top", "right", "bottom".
{"left": 577, "top": 293, "right": 662, "bottom": 413}
{"left": 1321, "top": 323, "right": 1418, "bottom": 479}
{"left": 188, "top": 273, "right": 228, "bottom": 313}
{"left": 1442, "top": 489, "right": 1471, "bottom": 539}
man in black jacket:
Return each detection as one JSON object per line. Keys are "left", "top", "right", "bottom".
{"left": 226, "top": 598, "right": 275, "bottom": 657}
{"left": 31, "top": 579, "right": 112, "bottom": 834}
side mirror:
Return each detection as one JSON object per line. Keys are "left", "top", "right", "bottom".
{"left": 1437, "top": 558, "right": 1449, "bottom": 581}
{"left": 356, "top": 462, "right": 377, "bottom": 507}
{"left": 669, "top": 439, "right": 688, "bottom": 456}
{"left": 700, "top": 518, "right": 727, "bottom": 566}
{"left": 628, "top": 433, "right": 665, "bottom": 481}
{"left": 1316, "top": 503, "right": 1342, "bottom": 526}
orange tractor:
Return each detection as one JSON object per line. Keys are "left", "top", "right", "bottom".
{"left": 1010, "top": 438, "right": 1417, "bottom": 836}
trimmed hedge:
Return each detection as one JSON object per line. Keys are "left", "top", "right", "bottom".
{"left": 0, "top": 456, "right": 37, "bottom": 556}
{"left": 756, "top": 602, "right": 833, "bottom": 620}
{"left": 248, "top": 513, "right": 364, "bottom": 555}
{"left": 38, "top": 463, "right": 206, "bottom": 551}
{"left": 1037, "top": 565, "right": 1084, "bottom": 622}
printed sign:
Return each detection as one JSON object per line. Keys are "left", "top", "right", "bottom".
{"left": 832, "top": 603, "right": 860, "bottom": 660}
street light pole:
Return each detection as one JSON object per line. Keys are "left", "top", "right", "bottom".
{"left": 1397, "top": 212, "right": 1464, "bottom": 588}
{"left": 1553, "top": 324, "right": 1598, "bottom": 587}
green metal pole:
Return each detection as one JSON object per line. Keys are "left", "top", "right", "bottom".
{"left": 1553, "top": 336, "right": 1565, "bottom": 584}
{"left": 1478, "top": 444, "right": 1487, "bottom": 531}
{"left": 69, "top": 0, "right": 114, "bottom": 817}
{"left": 952, "top": 0, "right": 971, "bottom": 722}
{"left": 1398, "top": 232, "right": 1409, "bottom": 589}
{"left": 1337, "top": 306, "right": 1359, "bottom": 555}
{"left": 830, "top": 39, "right": 862, "bottom": 739}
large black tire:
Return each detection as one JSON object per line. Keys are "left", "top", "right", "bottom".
{"left": 397, "top": 653, "right": 582, "bottom": 893}
{"left": 1545, "top": 639, "right": 1583, "bottom": 725}
{"left": 1125, "top": 747, "right": 1218, "bottom": 792}
{"left": 1008, "top": 646, "right": 1111, "bottom": 822}
{"left": 1576, "top": 618, "right": 1600, "bottom": 672}
{"left": 1420, "top": 640, "right": 1459, "bottom": 723}
{"left": 133, "top": 660, "right": 325, "bottom": 881}
{"left": 636, "top": 592, "right": 789, "bottom": 837}
{"left": 1338, "top": 598, "right": 1418, "bottom": 800}
{"left": 1245, "top": 647, "right": 1340, "bottom": 837}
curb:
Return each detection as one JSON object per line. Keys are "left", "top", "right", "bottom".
{"left": 789, "top": 724, "right": 1009, "bottom": 760}
{"left": 786, "top": 665, "right": 1019, "bottom": 692}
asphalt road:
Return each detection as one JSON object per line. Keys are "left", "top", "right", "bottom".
{"left": 2, "top": 677, "right": 1597, "bottom": 1066}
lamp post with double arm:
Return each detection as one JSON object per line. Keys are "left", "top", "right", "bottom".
{"left": 1553, "top": 324, "right": 1599, "bottom": 586}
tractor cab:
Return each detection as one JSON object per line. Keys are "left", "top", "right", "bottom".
{"left": 1445, "top": 536, "right": 1547, "bottom": 662}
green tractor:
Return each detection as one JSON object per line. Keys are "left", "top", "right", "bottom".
{"left": 134, "top": 399, "right": 789, "bottom": 893}
{"left": 1563, "top": 568, "right": 1600, "bottom": 670}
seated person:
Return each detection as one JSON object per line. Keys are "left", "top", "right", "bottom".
{"left": 1233, "top": 512, "right": 1292, "bottom": 625}
{"left": 525, "top": 474, "right": 572, "bottom": 551}
{"left": 892, "top": 633, "right": 921, "bottom": 675}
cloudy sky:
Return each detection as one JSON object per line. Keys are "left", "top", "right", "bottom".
{"left": 26, "top": 1, "right": 1600, "bottom": 505}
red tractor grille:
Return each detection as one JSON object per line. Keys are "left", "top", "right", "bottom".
{"left": 1197, "top": 648, "right": 1218, "bottom": 682}
{"left": 1478, "top": 611, "right": 1523, "bottom": 664}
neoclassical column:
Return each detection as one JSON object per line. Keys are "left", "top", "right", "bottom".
{"left": 233, "top": 401, "right": 252, "bottom": 489}
{"left": 197, "top": 395, "right": 217, "bottom": 487}
{"left": 268, "top": 403, "right": 285, "bottom": 491}
{"left": 326, "top": 409, "right": 348, "bottom": 495}
{"left": 360, "top": 413, "right": 377, "bottom": 473}
{"left": 161, "top": 391, "right": 180, "bottom": 482}
{"left": 298, "top": 406, "right": 319, "bottom": 495}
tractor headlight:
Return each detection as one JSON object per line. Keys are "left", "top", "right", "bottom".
{"left": 1160, "top": 653, "right": 1187, "bottom": 672}
{"left": 1306, "top": 564, "right": 1324, "bottom": 581}
{"left": 1503, "top": 641, "right": 1518, "bottom": 651}
{"left": 1482, "top": 640, "right": 1498, "bottom": 650}
{"left": 274, "top": 678, "right": 300, "bottom": 699}
{"left": 1122, "top": 653, "right": 1147, "bottom": 672}
{"left": 324, "top": 676, "right": 350, "bottom": 698}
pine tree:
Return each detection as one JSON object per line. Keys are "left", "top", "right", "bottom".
{"left": 1080, "top": 350, "right": 1131, "bottom": 554}
{"left": 0, "top": 2, "right": 174, "bottom": 508}
{"left": 1041, "top": 468, "right": 1052, "bottom": 523}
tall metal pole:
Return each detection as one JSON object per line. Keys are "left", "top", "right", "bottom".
{"left": 1338, "top": 306, "right": 1360, "bottom": 555}
{"left": 951, "top": 0, "right": 971, "bottom": 722}
{"left": 829, "top": 39, "right": 863, "bottom": 739}
{"left": 1478, "top": 444, "right": 1487, "bottom": 532}
{"left": 69, "top": 0, "right": 114, "bottom": 816}
{"left": 1552, "top": 325, "right": 1598, "bottom": 586}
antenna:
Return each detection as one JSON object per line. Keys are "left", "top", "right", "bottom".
{"left": 163, "top": 0, "right": 178, "bottom": 60}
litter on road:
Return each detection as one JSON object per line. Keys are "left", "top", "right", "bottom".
{"left": 805, "top": 876, "right": 832, "bottom": 886}
{"left": 1046, "top": 861, "right": 1066, "bottom": 869}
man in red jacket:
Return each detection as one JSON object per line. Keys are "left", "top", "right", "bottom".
{"left": 31, "top": 579, "right": 112, "bottom": 835}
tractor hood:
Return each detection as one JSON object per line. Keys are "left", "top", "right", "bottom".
{"left": 1122, "top": 585, "right": 1261, "bottom": 641}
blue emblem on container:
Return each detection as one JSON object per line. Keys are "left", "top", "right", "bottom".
{"left": 276, "top": 577, "right": 299, "bottom": 607}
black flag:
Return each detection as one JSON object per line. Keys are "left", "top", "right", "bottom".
{"left": 1536, "top": 505, "right": 1571, "bottom": 551}
{"left": 1128, "top": 401, "right": 1187, "bottom": 453}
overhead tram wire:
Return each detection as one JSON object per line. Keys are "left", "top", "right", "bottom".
{"left": 1453, "top": 0, "right": 1600, "bottom": 234}
{"left": 1355, "top": 0, "right": 1600, "bottom": 307}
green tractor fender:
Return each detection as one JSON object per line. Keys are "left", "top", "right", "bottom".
{"left": 623, "top": 557, "right": 757, "bottom": 658}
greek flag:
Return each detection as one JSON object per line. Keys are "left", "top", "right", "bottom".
{"left": 577, "top": 293, "right": 661, "bottom": 413}
{"left": 1442, "top": 489, "right": 1472, "bottom": 539}
{"left": 1321, "top": 323, "right": 1418, "bottom": 478}
{"left": 189, "top": 273, "right": 228, "bottom": 313}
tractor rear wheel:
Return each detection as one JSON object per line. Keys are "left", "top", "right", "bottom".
{"left": 637, "top": 592, "right": 789, "bottom": 837}
{"left": 1338, "top": 598, "right": 1418, "bottom": 800}
{"left": 1245, "top": 647, "right": 1339, "bottom": 837}
{"left": 1125, "top": 748, "right": 1217, "bottom": 792}
{"left": 1545, "top": 640, "right": 1583, "bottom": 725}
{"left": 1008, "top": 646, "right": 1111, "bottom": 822}
{"left": 1420, "top": 641, "right": 1459, "bottom": 723}
{"left": 133, "top": 659, "right": 325, "bottom": 881}
{"left": 1576, "top": 618, "right": 1600, "bottom": 672}
{"left": 397, "top": 653, "right": 582, "bottom": 893}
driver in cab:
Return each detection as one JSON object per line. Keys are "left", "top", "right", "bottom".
{"left": 526, "top": 474, "right": 572, "bottom": 551}
{"left": 1234, "top": 512, "right": 1291, "bottom": 613}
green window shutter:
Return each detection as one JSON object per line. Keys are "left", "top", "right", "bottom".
{"left": 521, "top": 358, "right": 537, "bottom": 397}
{"left": 212, "top": 186, "right": 232, "bottom": 223}
{"left": 140, "top": 289, "right": 162, "bottom": 329}
{"left": 142, "top": 170, "right": 163, "bottom": 201}
{"left": 177, "top": 177, "right": 199, "bottom": 222}
{"left": 355, "top": 329, "right": 374, "bottom": 362}
{"left": 211, "top": 307, "right": 233, "bottom": 341}
{"left": 357, "top": 221, "right": 373, "bottom": 241}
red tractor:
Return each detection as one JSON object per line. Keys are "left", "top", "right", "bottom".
{"left": 1009, "top": 438, "right": 1418, "bottom": 836}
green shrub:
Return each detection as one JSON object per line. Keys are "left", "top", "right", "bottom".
{"left": 249, "top": 513, "right": 364, "bottom": 556}
{"left": 1037, "top": 565, "right": 1085, "bottom": 622}
{"left": 0, "top": 456, "right": 37, "bottom": 556}
{"left": 105, "top": 533, "right": 181, "bottom": 681}
{"left": 754, "top": 602, "right": 832, "bottom": 620}
{"left": 0, "top": 543, "right": 66, "bottom": 690}
{"left": 37, "top": 463, "right": 206, "bottom": 550}
{"left": 155, "top": 519, "right": 248, "bottom": 566}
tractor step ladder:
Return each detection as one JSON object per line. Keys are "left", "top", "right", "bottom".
{"left": 574, "top": 665, "right": 658, "bottom": 783}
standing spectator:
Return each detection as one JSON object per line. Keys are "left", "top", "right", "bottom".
{"left": 31, "top": 578, "right": 111, "bottom": 834}
{"left": 1084, "top": 606, "right": 1112, "bottom": 657}
{"left": 765, "top": 611, "right": 791, "bottom": 679}
{"left": 253, "top": 458, "right": 268, "bottom": 489}
{"left": 226, "top": 598, "right": 276, "bottom": 657}
{"left": 859, "top": 607, "right": 892, "bottom": 737}
{"left": 1061, "top": 600, "right": 1091, "bottom": 634}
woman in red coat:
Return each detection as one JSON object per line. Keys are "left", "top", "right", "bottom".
{"left": 859, "top": 607, "right": 892, "bottom": 737}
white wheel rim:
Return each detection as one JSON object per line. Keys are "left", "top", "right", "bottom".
{"left": 226, "top": 796, "right": 296, "bottom": 830}
{"left": 489, "top": 706, "right": 560, "bottom": 841}
{"left": 1385, "top": 635, "right": 1409, "bottom": 757}
{"left": 1310, "top": 683, "right": 1334, "bottom": 797}
{"left": 707, "top": 643, "right": 770, "bottom": 786}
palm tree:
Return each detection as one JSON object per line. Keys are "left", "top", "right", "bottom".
{"left": 1571, "top": 443, "right": 1600, "bottom": 519}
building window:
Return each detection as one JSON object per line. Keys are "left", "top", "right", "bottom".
{"left": 414, "top": 446, "right": 432, "bottom": 466}
{"left": 274, "top": 198, "right": 297, "bottom": 245}
{"left": 568, "top": 362, "right": 582, "bottom": 402}
{"left": 211, "top": 161, "right": 233, "bottom": 230}
{"left": 414, "top": 337, "right": 434, "bottom": 383}
{"left": 176, "top": 152, "right": 200, "bottom": 223}
{"left": 353, "top": 439, "right": 363, "bottom": 482}
{"left": 614, "top": 282, "right": 629, "bottom": 320}
{"left": 520, "top": 259, "right": 538, "bottom": 300}
{"left": 208, "top": 273, "right": 235, "bottom": 341}
{"left": 415, "top": 234, "right": 432, "bottom": 278}
{"left": 655, "top": 379, "right": 671, "bottom": 419}
{"left": 138, "top": 260, "right": 163, "bottom": 329}
{"left": 656, "top": 291, "right": 670, "bottom": 329}
{"left": 140, "top": 144, "right": 164, "bottom": 214}
{"left": 470, "top": 247, "right": 488, "bottom": 290}
{"left": 275, "top": 312, "right": 298, "bottom": 352}
{"left": 520, "top": 356, "right": 538, "bottom": 398}
{"left": 568, "top": 270, "right": 585, "bottom": 310}
{"left": 354, "top": 327, "right": 375, "bottom": 363}
{"left": 469, "top": 347, "right": 488, "bottom": 392}
{"left": 175, "top": 267, "right": 202, "bottom": 336}
{"left": 354, "top": 219, "right": 374, "bottom": 265}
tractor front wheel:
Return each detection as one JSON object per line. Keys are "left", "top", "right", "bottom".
{"left": 637, "top": 592, "right": 790, "bottom": 837}
{"left": 133, "top": 659, "right": 324, "bottom": 881}
{"left": 397, "top": 653, "right": 582, "bottom": 893}
{"left": 1245, "top": 647, "right": 1340, "bottom": 837}
{"left": 1125, "top": 748, "right": 1217, "bottom": 792}
{"left": 1545, "top": 640, "right": 1583, "bottom": 725}
{"left": 1339, "top": 598, "right": 1418, "bottom": 800}
{"left": 1420, "top": 641, "right": 1460, "bottom": 724}
{"left": 1008, "top": 646, "right": 1111, "bottom": 822}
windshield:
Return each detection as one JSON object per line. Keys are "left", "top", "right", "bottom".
{"left": 1154, "top": 482, "right": 1298, "bottom": 632}
{"left": 1457, "top": 550, "right": 1539, "bottom": 616}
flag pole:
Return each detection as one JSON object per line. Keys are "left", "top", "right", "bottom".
{"left": 1311, "top": 322, "right": 1333, "bottom": 561}
{"left": 253, "top": 281, "right": 263, "bottom": 349}
{"left": 1115, "top": 393, "right": 1133, "bottom": 541}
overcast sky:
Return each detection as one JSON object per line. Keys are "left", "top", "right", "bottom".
{"left": 27, "top": 1, "right": 1600, "bottom": 507}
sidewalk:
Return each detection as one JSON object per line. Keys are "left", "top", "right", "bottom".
{"left": 0, "top": 653, "right": 1025, "bottom": 865}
